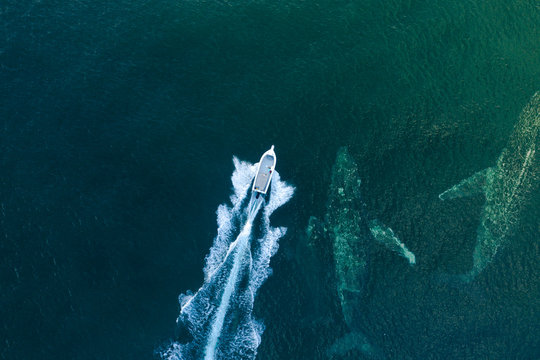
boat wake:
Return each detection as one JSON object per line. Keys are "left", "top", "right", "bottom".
{"left": 161, "top": 157, "right": 294, "bottom": 360}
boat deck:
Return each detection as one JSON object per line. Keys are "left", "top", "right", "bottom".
{"left": 253, "top": 154, "right": 275, "bottom": 193}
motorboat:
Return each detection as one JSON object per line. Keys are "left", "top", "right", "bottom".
{"left": 252, "top": 145, "right": 276, "bottom": 196}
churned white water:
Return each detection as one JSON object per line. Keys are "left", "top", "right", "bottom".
{"left": 162, "top": 157, "right": 294, "bottom": 360}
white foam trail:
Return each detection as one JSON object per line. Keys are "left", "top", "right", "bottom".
{"left": 204, "top": 158, "right": 257, "bottom": 281}
{"left": 205, "top": 221, "right": 254, "bottom": 360}
{"left": 250, "top": 172, "right": 295, "bottom": 289}
{"left": 162, "top": 156, "right": 294, "bottom": 360}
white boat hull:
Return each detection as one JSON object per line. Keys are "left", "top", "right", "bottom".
{"left": 252, "top": 145, "right": 276, "bottom": 195}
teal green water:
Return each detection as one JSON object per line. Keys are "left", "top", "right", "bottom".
{"left": 1, "top": 0, "right": 539, "bottom": 359}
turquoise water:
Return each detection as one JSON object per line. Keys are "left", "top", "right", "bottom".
{"left": 1, "top": 0, "right": 538, "bottom": 359}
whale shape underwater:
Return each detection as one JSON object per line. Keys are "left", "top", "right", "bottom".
{"left": 300, "top": 147, "right": 415, "bottom": 358}
{"left": 327, "top": 147, "right": 415, "bottom": 328}
{"left": 439, "top": 91, "right": 539, "bottom": 282}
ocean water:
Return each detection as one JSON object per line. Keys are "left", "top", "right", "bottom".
{"left": 1, "top": 0, "right": 539, "bottom": 359}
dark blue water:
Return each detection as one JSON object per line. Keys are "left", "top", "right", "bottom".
{"left": 1, "top": 0, "right": 539, "bottom": 359}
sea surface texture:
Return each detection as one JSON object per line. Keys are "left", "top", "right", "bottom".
{"left": 1, "top": 0, "right": 539, "bottom": 359}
